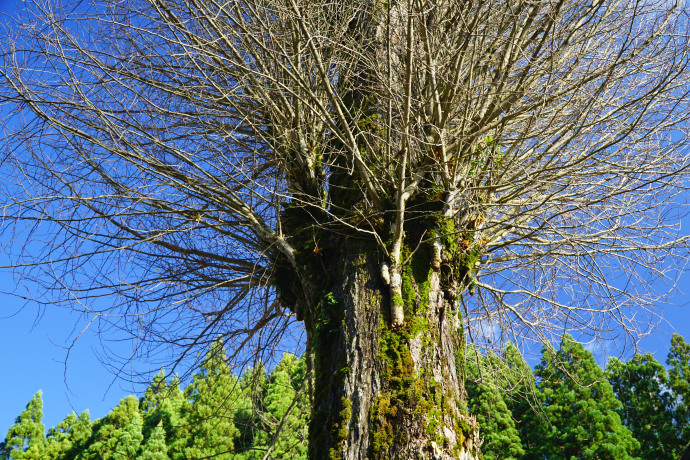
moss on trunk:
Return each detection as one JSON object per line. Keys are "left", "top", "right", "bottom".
{"left": 304, "top": 233, "right": 481, "bottom": 459}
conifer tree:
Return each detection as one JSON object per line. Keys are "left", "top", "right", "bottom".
{"left": 44, "top": 410, "right": 92, "bottom": 460}
{"left": 45, "top": 412, "right": 77, "bottom": 460}
{"left": 179, "top": 340, "right": 240, "bottom": 459}
{"left": 139, "top": 422, "right": 168, "bottom": 460}
{"left": 234, "top": 362, "right": 268, "bottom": 458}
{"left": 112, "top": 413, "right": 144, "bottom": 460}
{"left": 606, "top": 353, "right": 680, "bottom": 459}
{"left": 255, "top": 354, "right": 309, "bottom": 459}
{"left": 138, "top": 370, "right": 188, "bottom": 460}
{"left": 465, "top": 348, "right": 523, "bottom": 460}
{"left": 524, "top": 335, "right": 639, "bottom": 460}
{"left": 154, "top": 376, "right": 189, "bottom": 460}
{"left": 668, "top": 334, "right": 690, "bottom": 399}
{"left": 80, "top": 396, "right": 143, "bottom": 459}
{"left": 1, "top": 391, "right": 46, "bottom": 459}
{"left": 499, "top": 342, "right": 540, "bottom": 451}
{"left": 668, "top": 333, "right": 690, "bottom": 446}
{"left": 141, "top": 370, "right": 169, "bottom": 414}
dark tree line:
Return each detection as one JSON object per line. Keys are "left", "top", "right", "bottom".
{"left": 3, "top": 334, "right": 690, "bottom": 460}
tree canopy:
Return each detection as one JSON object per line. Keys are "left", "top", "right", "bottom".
{"left": 1, "top": 346, "right": 310, "bottom": 460}
{"left": 523, "top": 335, "right": 639, "bottom": 459}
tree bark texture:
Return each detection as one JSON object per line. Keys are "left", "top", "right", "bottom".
{"left": 296, "top": 232, "right": 481, "bottom": 459}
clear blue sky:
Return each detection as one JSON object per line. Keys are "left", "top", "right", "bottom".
{"left": 0, "top": 266, "right": 150, "bottom": 436}
{"left": 1, "top": 0, "right": 690, "bottom": 441}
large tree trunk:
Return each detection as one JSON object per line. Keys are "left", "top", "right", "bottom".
{"left": 277, "top": 2, "right": 484, "bottom": 456}
{"left": 305, "top": 240, "right": 482, "bottom": 459}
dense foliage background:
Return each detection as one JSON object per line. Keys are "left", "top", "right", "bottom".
{"left": 2, "top": 335, "right": 690, "bottom": 460}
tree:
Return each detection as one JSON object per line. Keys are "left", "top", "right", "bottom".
{"left": 80, "top": 396, "right": 143, "bottom": 460}
{"left": 244, "top": 354, "right": 309, "bottom": 460}
{"left": 465, "top": 348, "right": 524, "bottom": 460}
{"left": 606, "top": 353, "right": 681, "bottom": 459}
{"left": 139, "top": 422, "right": 168, "bottom": 460}
{"left": 668, "top": 334, "right": 690, "bottom": 399}
{"left": 44, "top": 410, "right": 93, "bottom": 460}
{"left": 667, "top": 333, "right": 690, "bottom": 448}
{"left": 235, "top": 362, "right": 269, "bottom": 458}
{"left": 1, "top": 391, "right": 46, "bottom": 459}
{"left": 1, "top": 0, "right": 690, "bottom": 457}
{"left": 178, "top": 341, "right": 241, "bottom": 458}
{"left": 523, "top": 335, "right": 639, "bottom": 459}
{"left": 139, "top": 374, "right": 188, "bottom": 459}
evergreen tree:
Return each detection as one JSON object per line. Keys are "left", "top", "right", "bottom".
{"left": 1, "top": 391, "right": 46, "bottom": 459}
{"left": 141, "top": 370, "right": 169, "bottom": 414}
{"left": 668, "top": 333, "right": 690, "bottom": 447}
{"left": 45, "top": 410, "right": 92, "bottom": 460}
{"left": 80, "top": 396, "right": 143, "bottom": 460}
{"left": 668, "top": 334, "right": 690, "bottom": 401}
{"left": 112, "top": 412, "right": 144, "bottom": 460}
{"left": 139, "top": 371, "right": 188, "bottom": 460}
{"left": 45, "top": 412, "right": 77, "bottom": 459}
{"left": 139, "top": 422, "right": 168, "bottom": 460}
{"left": 155, "top": 377, "right": 188, "bottom": 460}
{"left": 179, "top": 340, "right": 240, "bottom": 459}
{"left": 499, "top": 341, "right": 541, "bottom": 453}
{"left": 524, "top": 335, "right": 639, "bottom": 460}
{"left": 465, "top": 348, "right": 524, "bottom": 460}
{"left": 233, "top": 356, "right": 310, "bottom": 460}
{"left": 234, "top": 362, "right": 268, "bottom": 458}
{"left": 256, "top": 354, "right": 309, "bottom": 459}
{"left": 606, "top": 353, "right": 680, "bottom": 459}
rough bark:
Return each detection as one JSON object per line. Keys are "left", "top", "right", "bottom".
{"left": 302, "top": 236, "right": 481, "bottom": 459}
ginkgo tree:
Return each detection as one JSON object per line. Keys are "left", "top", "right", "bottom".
{"left": 1, "top": 0, "right": 690, "bottom": 458}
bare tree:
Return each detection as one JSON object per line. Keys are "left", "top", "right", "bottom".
{"left": 1, "top": 0, "right": 690, "bottom": 457}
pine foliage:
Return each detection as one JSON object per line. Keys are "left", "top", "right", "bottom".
{"left": 524, "top": 335, "right": 639, "bottom": 460}
{"left": 0, "top": 391, "right": 45, "bottom": 459}
{"left": 465, "top": 348, "right": 524, "bottom": 460}
{"left": 3, "top": 335, "right": 690, "bottom": 459}
{"left": 606, "top": 353, "right": 680, "bottom": 459}
{"left": 668, "top": 333, "right": 690, "bottom": 450}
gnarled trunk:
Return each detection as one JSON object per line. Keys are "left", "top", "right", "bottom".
{"left": 305, "top": 242, "right": 481, "bottom": 459}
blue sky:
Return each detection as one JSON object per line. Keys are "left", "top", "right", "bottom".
{"left": 0, "top": 267, "right": 150, "bottom": 436}
{"left": 1, "top": 0, "right": 690, "bottom": 441}
{"left": 1, "top": 259, "right": 689, "bottom": 437}
{"left": 0, "top": 0, "right": 133, "bottom": 436}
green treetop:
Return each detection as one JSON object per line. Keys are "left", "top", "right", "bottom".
{"left": 465, "top": 348, "right": 524, "bottom": 460}
{"left": 139, "top": 422, "right": 168, "bottom": 460}
{"left": 1, "top": 391, "right": 46, "bottom": 460}
{"left": 234, "top": 362, "right": 268, "bottom": 458}
{"left": 80, "top": 396, "right": 143, "bottom": 460}
{"left": 523, "top": 335, "right": 639, "bottom": 460}
{"left": 140, "top": 375, "right": 188, "bottom": 460}
{"left": 668, "top": 334, "right": 690, "bottom": 400}
{"left": 44, "top": 410, "right": 92, "bottom": 460}
{"left": 668, "top": 333, "right": 690, "bottom": 451}
{"left": 140, "top": 370, "right": 169, "bottom": 414}
{"left": 255, "top": 354, "right": 309, "bottom": 460}
{"left": 606, "top": 353, "right": 680, "bottom": 459}
{"left": 179, "top": 340, "right": 241, "bottom": 459}
{"left": 499, "top": 342, "right": 540, "bottom": 448}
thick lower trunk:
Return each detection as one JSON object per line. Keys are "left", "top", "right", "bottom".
{"left": 307, "top": 245, "right": 482, "bottom": 459}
